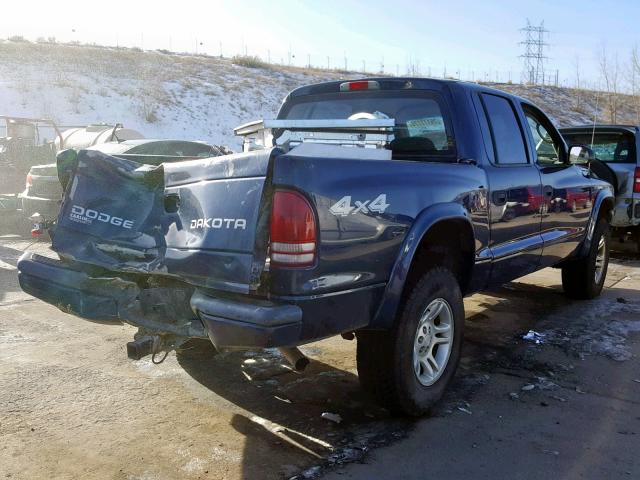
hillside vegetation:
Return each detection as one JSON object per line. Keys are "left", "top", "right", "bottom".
{"left": 1, "top": 41, "right": 638, "bottom": 150}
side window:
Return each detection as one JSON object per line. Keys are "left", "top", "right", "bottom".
{"left": 481, "top": 94, "right": 528, "bottom": 165}
{"left": 523, "top": 110, "right": 563, "bottom": 166}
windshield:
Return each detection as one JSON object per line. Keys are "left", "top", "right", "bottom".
{"left": 280, "top": 91, "right": 456, "bottom": 159}
{"left": 562, "top": 131, "right": 635, "bottom": 163}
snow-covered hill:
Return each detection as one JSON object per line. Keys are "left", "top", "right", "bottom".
{"left": 1, "top": 41, "right": 638, "bottom": 151}
{"left": 0, "top": 42, "right": 352, "bottom": 150}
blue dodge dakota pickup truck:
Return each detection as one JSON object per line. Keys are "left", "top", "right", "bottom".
{"left": 18, "top": 78, "right": 614, "bottom": 415}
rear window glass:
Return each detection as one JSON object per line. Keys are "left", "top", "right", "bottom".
{"left": 481, "top": 94, "right": 529, "bottom": 165}
{"left": 281, "top": 91, "right": 455, "bottom": 159}
{"left": 561, "top": 132, "right": 635, "bottom": 163}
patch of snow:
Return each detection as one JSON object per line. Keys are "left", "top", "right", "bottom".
{"left": 542, "top": 297, "right": 640, "bottom": 361}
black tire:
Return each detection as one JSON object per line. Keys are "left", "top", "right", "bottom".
{"left": 356, "top": 267, "right": 464, "bottom": 416}
{"left": 503, "top": 208, "right": 516, "bottom": 222}
{"left": 562, "top": 218, "right": 610, "bottom": 299}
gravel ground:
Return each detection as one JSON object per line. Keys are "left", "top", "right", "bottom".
{"left": 1, "top": 234, "right": 639, "bottom": 479}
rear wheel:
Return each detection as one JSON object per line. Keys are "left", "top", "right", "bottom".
{"left": 356, "top": 268, "right": 464, "bottom": 416}
{"left": 562, "top": 218, "right": 610, "bottom": 299}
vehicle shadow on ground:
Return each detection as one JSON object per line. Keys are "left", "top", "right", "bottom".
{"left": 175, "top": 272, "right": 638, "bottom": 478}
{"left": 176, "top": 340, "right": 408, "bottom": 478}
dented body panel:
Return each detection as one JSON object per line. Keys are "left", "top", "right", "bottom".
{"left": 53, "top": 148, "right": 276, "bottom": 293}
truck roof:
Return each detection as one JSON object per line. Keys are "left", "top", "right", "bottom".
{"left": 560, "top": 124, "right": 639, "bottom": 133}
{"left": 284, "top": 77, "right": 530, "bottom": 104}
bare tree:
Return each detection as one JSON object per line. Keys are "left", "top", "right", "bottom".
{"left": 630, "top": 46, "right": 640, "bottom": 123}
{"left": 573, "top": 55, "right": 583, "bottom": 112}
{"left": 598, "top": 44, "right": 620, "bottom": 123}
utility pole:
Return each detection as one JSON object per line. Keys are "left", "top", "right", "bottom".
{"left": 327, "top": 56, "right": 330, "bottom": 70}
{"left": 344, "top": 52, "right": 347, "bottom": 71}
{"left": 362, "top": 59, "right": 366, "bottom": 72}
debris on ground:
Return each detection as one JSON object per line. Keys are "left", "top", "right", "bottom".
{"left": 321, "top": 412, "right": 343, "bottom": 424}
{"left": 534, "top": 376, "right": 559, "bottom": 390}
{"left": 509, "top": 392, "right": 520, "bottom": 400}
{"left": 522, "top": 330, "right": 546, "bottom": 344}
{"left": 521, "top": 384, "right": 535, "bottom": 391}
{"left": 327, "top": 447, "right": 367, "bottom": 465}
{"left": 551, "top": 395, "right": 567, "bottom": 402}
{"left": 575, "top": 386, "right": 586, "bottom": 394}
{"left": 299, "top": 465, "right": 322, "bottom": 479}
{"left": 457, "top": 406, "right": 472, "bottom": 415}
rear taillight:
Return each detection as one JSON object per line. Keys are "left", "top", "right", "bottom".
{"left": 270, "top": 190, "right": 316, "bottom": 267}
{"left": 634, "top": 167, "right": 640, "bottom": 193}
{"left": 26, "top": 174, "right": 33, "bottom": 188}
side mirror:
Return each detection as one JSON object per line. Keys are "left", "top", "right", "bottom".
{"left": 569, "top": 145, "right": 595, "bottom": 165}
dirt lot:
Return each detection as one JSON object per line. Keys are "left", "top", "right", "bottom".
{"left": 1, "top": 235, "right": 639, "bottom": 479}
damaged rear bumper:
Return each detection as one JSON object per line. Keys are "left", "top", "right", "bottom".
{"left": 18, "top": 252, "right": 381, "bottom": 349}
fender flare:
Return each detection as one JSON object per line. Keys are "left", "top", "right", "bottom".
{"left": 369, "top": 202, "right": 474, "bottom": 330}
{"left": 579, "top": 186, "right": 614, "bottom": 257}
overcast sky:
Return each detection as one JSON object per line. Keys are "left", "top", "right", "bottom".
{"left": 4, "top": 0, "right": 640, "bottom": 86}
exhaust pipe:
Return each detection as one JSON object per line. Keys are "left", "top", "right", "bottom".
{"left": 279, "top": 347, "right": 310, "bottom": 371}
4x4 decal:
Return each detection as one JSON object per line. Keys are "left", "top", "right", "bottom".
{"left": 329, "top": 194, "right": 390, "bottom": 217}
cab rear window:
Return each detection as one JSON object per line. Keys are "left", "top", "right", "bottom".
{"left": 280, "top": 91, "right": 456, "bottom": 159}
{"left": 562, "top": 131, "right": 635, "bottom": 163}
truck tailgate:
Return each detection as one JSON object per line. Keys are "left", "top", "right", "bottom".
{"left": 53, "top": 148, "right": 276, "bottom": 293}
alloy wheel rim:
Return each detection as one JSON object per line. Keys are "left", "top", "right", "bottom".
{"left": 594, "top": 236, "right": 607, "bottom": 284}
{"left": 413, "top": 298, "right": 454, "bottom": 386}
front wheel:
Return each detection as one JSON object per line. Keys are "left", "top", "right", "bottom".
{"left": 356, "top": 268, "right": 464, "bottom": 416}
{"left": 562, "top": 218, "right": 610, "bottom": 299}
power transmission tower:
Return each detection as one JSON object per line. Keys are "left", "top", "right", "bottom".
{"left": 519, "top": 19, "right": 549, "bottom": 84}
